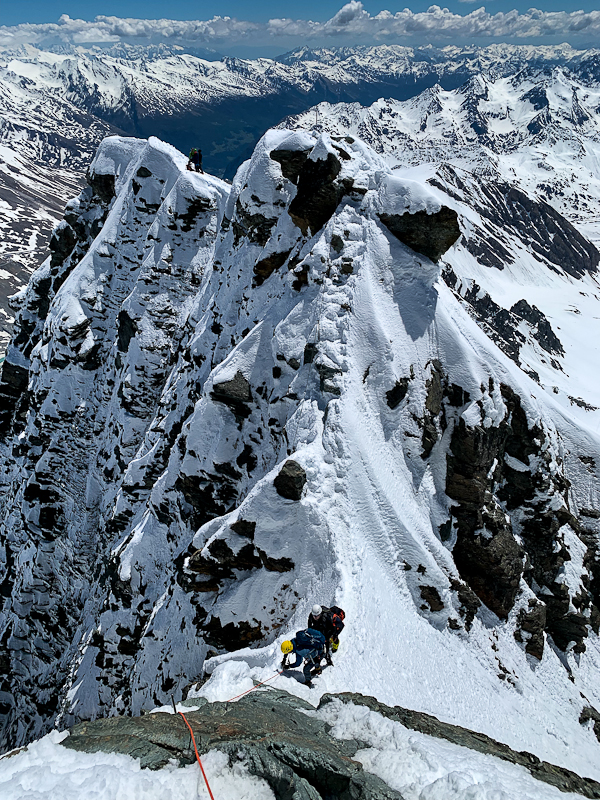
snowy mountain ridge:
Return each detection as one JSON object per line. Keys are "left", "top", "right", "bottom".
{"left": 0, "top": 124, "right": 600, "bottom": 790}
{"left": 285, "top": 67, "right": 600, "bottom": 422}
{"left": 2, "top": 42, "right": 600, "bottom": 355}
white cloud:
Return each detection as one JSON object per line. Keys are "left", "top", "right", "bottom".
{"left": 1, "top": 4, "right": 600, "bottom": 50}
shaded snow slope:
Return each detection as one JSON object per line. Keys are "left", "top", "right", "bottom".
{"left": 0, "top": 129, "right": 599, "bottom": 786}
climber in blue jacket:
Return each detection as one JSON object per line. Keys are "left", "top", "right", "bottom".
{"left": 281, "top": 628, "right": 326, "bottom": 688}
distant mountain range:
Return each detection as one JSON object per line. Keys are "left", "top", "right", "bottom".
{"left": 1, "top": 42, "right": 599, "bottom": 352}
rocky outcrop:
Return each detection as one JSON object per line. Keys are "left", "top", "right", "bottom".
{"left": 444, "top": 381, "right": 598, "bottom": 653}
{"left": 61, "top": 690, "right": 403, "bottom": 799}
{"left": 274, "top": 460, "right": 307, "bottom": 501}
{"left": 58, "top": 689, "right": 600, "bottom": 799}
{"left": 444, "top": 267, "right": 564, "bottom": 373}
{"left": 379, "top": 207, "right": 460, "bottom": 262}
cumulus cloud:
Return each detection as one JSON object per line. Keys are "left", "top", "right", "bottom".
{"left": 1, "top": 3, "right": 600, "bottom": 50}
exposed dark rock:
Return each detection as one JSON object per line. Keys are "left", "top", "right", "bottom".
{"left": 447, "top": 412, "right": 524, "bottom": 619}
{"left": 446, "top": 381, "right": 594, "bottom": 652}
{"left": 520, "top": 86, "right": 549, "bottom": 111}
{"left": 444, "top": 268, "right": 524, "bottom": 364}
{"left": 580, "top": 706, "right": 600, "bottom": 744}
{"left": 288, "top": 152, "right": 344, "bottom": 235}
{"left": 62, "top": 690, "right": 403, "bottom": 799}
{"left": 253, "top": 250, "right": 292, "bottom": 286}
{"left": 188, "top": 540, "right": 262, "bottom": 580}
{"left": 233, "top": 199, "right": 277, "bottom": 247}
{"left": 211, "top": 371, "right": 252, "bottom": 422}
{"left": 303, "top": 343, "right": 318, "bottom": 364}
{"left": 515, "top": 602, "right": 546, "bottom": 660}
{"left": 379, "top": 207, "right": 460, "bottom": 262}
{"left": 49, "top": 222, "right": 77, "bottom": 268}
{"left": 136, "top": 166, "right": 152, "bottom": 178}
{"left": 117, "top": 310, "right": 138, "bottom": 353}
{"left": 331, "top": 234, "right": 344, "bottom": 254}
{"left": 438, "top": 166, "right": 599, "bottom": 278}
{"left": 175, "top": 470, "right": 239, "bottom": 531}
{"left": 0, "top": 361, "right": 29, "bottom": 435}
{"left": 56, "top": 689, "right": 600, "bottom": 798}
{"left": 230, "top": 519, "right": 256, "bottom": 538}
{"left": 212, "top": 371, "right": 252, "bottom": 403}
{"left": 270, "top": 148, "right": 310, "bottom": 185}
{"left": 176, "top": 196, "right": 212, "bottom": 233}
{"left": 202, "top": 616, "right": 263, "bottom": 650}
{"left": 510, "top": 299, "right": 564, "bottom": 356}
{"left": 88, "top": 172, "right": 116, "bottom": 204}
{"left": 316, "top": 363, "right": 342, "bottom": 396}
{"left": 528, "top": 107, "right": 551, "bottom": 136}
{"left": 386, "top": 379, "right": 409, "bottom": 410}
{"left": 446, "top": 383, "right": 470, "bottom": 407}
{"left": 419, "top": 585, "right": 444, "bottom": 612}
{"left": 421, "top": 361, "right": 445, "bottom": 459}
{"left": 274, "top": 460, "right": 307, "bottom": 501}
{"left": 257, "top": 549, "right": 294, "bottom": 573}
{"left": 321, "top": 693, "right": 600, "bottom": 800}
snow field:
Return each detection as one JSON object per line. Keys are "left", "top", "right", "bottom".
{"left": 0, "top": 731, "right": 275, "bottom": 800}
{"left": 314, "top": 698, "right": 585, "bottom": 800}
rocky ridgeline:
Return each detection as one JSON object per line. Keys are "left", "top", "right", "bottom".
{"left": 59, "top": 689, "right": 600, "bottom": 799}
{"left": 0, "top": 128, "right": 599, "bottom": 752}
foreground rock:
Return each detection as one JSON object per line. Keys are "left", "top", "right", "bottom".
{"left": 61, "top": 689, "right": 600, "bottom": 799}
{"left": 63, "top": 689, "right": 402, "bottom": 800}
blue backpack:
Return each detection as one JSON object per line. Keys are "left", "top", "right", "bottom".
{"left": 295, "top": 628, "right": 326, "bottom": 651}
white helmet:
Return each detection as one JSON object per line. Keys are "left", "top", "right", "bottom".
{"left": 312, "top": 604, "right": 322, "bottom": 617}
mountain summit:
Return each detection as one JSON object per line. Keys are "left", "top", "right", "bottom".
{"left": 0, "top": 128, "right": 599, "bottom": 781}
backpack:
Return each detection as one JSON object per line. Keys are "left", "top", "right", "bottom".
{"left": 295, "top": 628, "right": 326, "bottom": 651}
{"left": 330, "top": 606, "right": 345, "bottom": 635}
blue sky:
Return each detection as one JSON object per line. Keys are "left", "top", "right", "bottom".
{"left": 2, "top": 2, "right": 600, "bottom": 53}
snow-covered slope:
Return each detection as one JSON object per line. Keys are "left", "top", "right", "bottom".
{"left": 0, "top": 129, "right": 599, "bottom": 785}
{"left": 2, "top": 43, "right": 600, "bottom": 355}
{"left": 0, "top": 50, "right": 122, "bottom": 352}
{"left": 286, "top": 68, "right": 600, "bottom": 420}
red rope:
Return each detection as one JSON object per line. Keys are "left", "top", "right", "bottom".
{"left": 175, "top": 668, "right": 283, "bottom": 797}
{"left": 178, "top": 711, "right": 215, "bottom": 800}
{"left": 224, "top": 669, "right": 284, "bottom": 703}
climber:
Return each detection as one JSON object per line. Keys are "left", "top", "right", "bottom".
{"left": 188, "top": 147, "right": 204, "bottom": 173}
{"left": 307, "top": 604, "right": 345, "bottom": 665}
{"left": 281, "top": 628, "right": 326, "bottom": 688}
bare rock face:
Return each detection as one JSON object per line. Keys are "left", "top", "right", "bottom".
{"left": 288, "top": 152, "right": 345, "bottom": 235}
{"left": 59, "top": 689, "right": 600, "bottom": 800}
{"left": 270, "top": 145, "right": 354, "bottom": 237}
{"left": 515, "top": 601, "right": 547, "bottom": 660}
{"left": 274, "top": 460, "right": 307, "bottom": 501}
{"left": 444, "top": 381, "right": 598, "bottom": 653}
{"left": 211, "top": 371, "right": 253, "bottom": 422}
{"left": 378, "top": 207, "right": 460, "bottom": 262}
{"left": 62, "top": 690, "right": 403, "bottom": 799}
